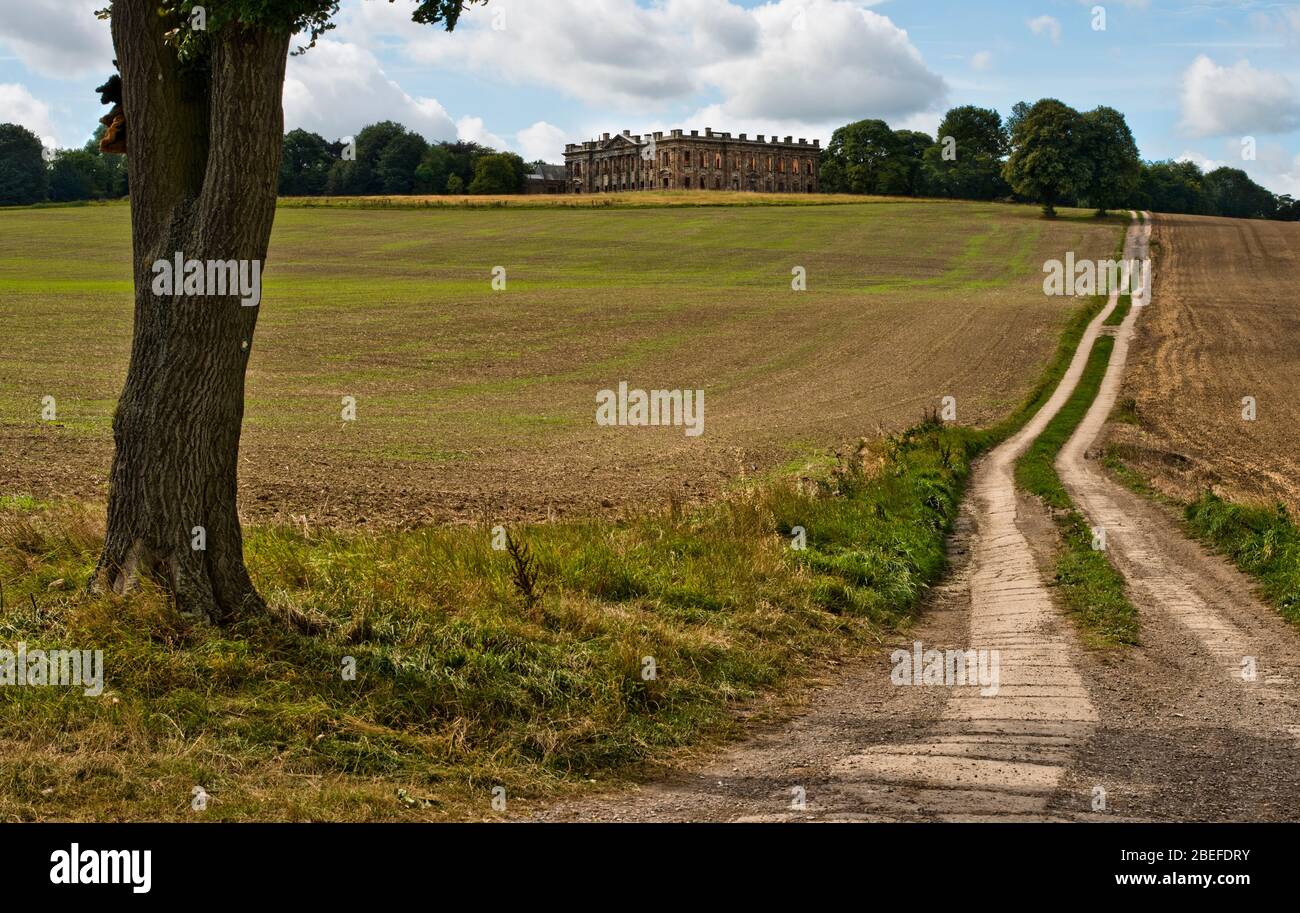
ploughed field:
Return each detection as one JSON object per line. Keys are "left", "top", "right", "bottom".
{"left": 1108, "top": 213, "right": 1300, "bottom": 512}
{"left": 0, "top": 197, "right": 1120, "bottom": 527}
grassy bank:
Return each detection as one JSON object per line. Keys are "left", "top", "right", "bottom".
{"left": 1015, "top": 332, "right": 1140, "bottom": 647}
{"left": 1183, "top": 495, "right": 1300, "bottom": 625}
{"left": 0, "top": 417, "right": 982, "bottom": 821}
{"left": 1104, "top": 450, "right": 1300, "bottom": 628}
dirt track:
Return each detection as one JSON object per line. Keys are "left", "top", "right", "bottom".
{"left": 527, "top": 213, "right": 1300, "bottom": 823}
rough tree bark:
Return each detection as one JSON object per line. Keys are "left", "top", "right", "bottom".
{"left": 94, "top": 1, "right": 290, "bottom": 622}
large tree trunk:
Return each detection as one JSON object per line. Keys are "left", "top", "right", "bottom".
{"left": 94, "top": 1, "right": 290, "bottom": 623}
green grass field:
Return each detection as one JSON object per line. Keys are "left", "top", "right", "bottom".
{"left": 0, "top": 198, "right": 1122, "bottom": 525}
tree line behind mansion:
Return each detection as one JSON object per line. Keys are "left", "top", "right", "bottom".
{"left": 562, "top": 128, "right": 821, "bottom": 194}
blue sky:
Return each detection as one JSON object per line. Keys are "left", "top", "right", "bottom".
{"left": 3, "top": 0, "right": 1298, "bottom": 194}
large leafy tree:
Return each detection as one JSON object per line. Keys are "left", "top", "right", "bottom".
{"left": 819, "top": 119, "right": 901, "bottom": 195}
{"left": 46, "top": 135, "right": 129, "bottom": 202}
{"left": 0, "top": 123, "right": 49, "bottom": 205}
{"left": 94, "top": 0, "right": 485, "bottom": 624}
{"left": 353, "top": 120, "right": 408, "bottom": 193}
{"left": 48, "top": 151, "right": 99, "bottom": 201}
{"left": 85, "top": 125, "right": 130, "bottom": 197}
{"left": 445, "top": 141, "right": 491, "bottom": 189}
{"left": 467, "top": 152, "right": 523, "bottom": 194}
{"left": 1078, "top": 106, "right": 1141, "bottom": 215}
{"left": 923, "top": 105, "right": 1009, "bottom": 201}
{"left": 1138, "top": 159, "right": 1206, "bottom": 215}
{"left": 880, "top": 129, "right": 933, "bottom": 196}
{"left": 1002, "top": 98, "right": 1088, "bottom": 217}
{"left": 279, "top": 128, "right": 336, "bottom": 196}
{"left": 1005, "top": 101, "right": 1031, "bottom": 140}
{"left": 85, "top": 127, "right": 130, "bottom": 197}
{"left": 1204, "top": 166, "right": 1277, "bottom": 219}
{"left": 414, "top": 143, "right": 452, "bottom": 193}
{"left": 378, "top": 131, "right": 430, "bottom": 194}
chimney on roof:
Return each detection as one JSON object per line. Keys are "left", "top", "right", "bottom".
{"left": 798, "top": 138, "right": 807, "bottom": 145}
{"left": 757, "top": 134, "right": 765, "bottom": 142}
{"left": 690, "top": 129, "right": 698, "bottom": 136}
{"left": 785, "top": 135, "right": 793, "bottom": 144}
{"left": 814, "top": 139, "right": 820, "bottom": 148}
{"left": 623, "top": 129, "right": 631, "bottom": 136}
{"left": 739, "top": 133, "right": 747, "bottom": 140}
{"left": 705, "top": 127, "right": 712, "bottom": 137}
{"left": 602, "top": 133, "right": 610, "bottom": 141}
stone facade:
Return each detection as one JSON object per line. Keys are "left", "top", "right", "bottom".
{"left": 563, "top": 128, "right": 820, "bottom": 194}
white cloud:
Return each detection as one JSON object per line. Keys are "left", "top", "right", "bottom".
{"left": 515, "top": 121, "right": 569, "bottom": 162}
{"left": 0, "top": 1, "right": 112, "bottom": 80}
{"left": 710, "top": 1, "right": 945, "bottom": 122}
{"left": 282, "top": 39, "right": 458, "bottom": 143}
{"left": 666, "top": 0, "right": 762, "bottom": 57}
{"left": 1179, "top": 55, "right": 1300, "bottom": 138}
{"left": 400, "top": 0, "right": 701, "bottom": 107}
{"left": 971, "top": 51, "right": 993, "bottom": 71}
{"left": 456, "top": 115, "right": 507, "bottom": 150}
{"left": 0, "top": 83, "right": 59, "bottom": 148}
{"left": 1027, "top": 15, "right": 1062, "bottom": 44}
{"left": 397, "top": 0, "right": 943, "bottom": 124}
{"left": 1176, "top": 149, "right": 1225, "bottom": 172}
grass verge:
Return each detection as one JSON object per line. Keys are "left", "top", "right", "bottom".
{"left": 1015, "top": 333, "right": 1140, "bottom": 647}
{"left": 0, "top": 418, "right": 982, "bottom": 821}
{"left": 1182, "top": 495, "right": 1300, "bottom": 625}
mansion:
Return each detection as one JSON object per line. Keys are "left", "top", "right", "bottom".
{"left": 562, "top": 129, "right": 821, "bottom": 194}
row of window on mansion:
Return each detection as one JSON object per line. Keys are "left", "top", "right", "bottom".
{"left": 567, "top": 150, "right": 819, "bottom": 192}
